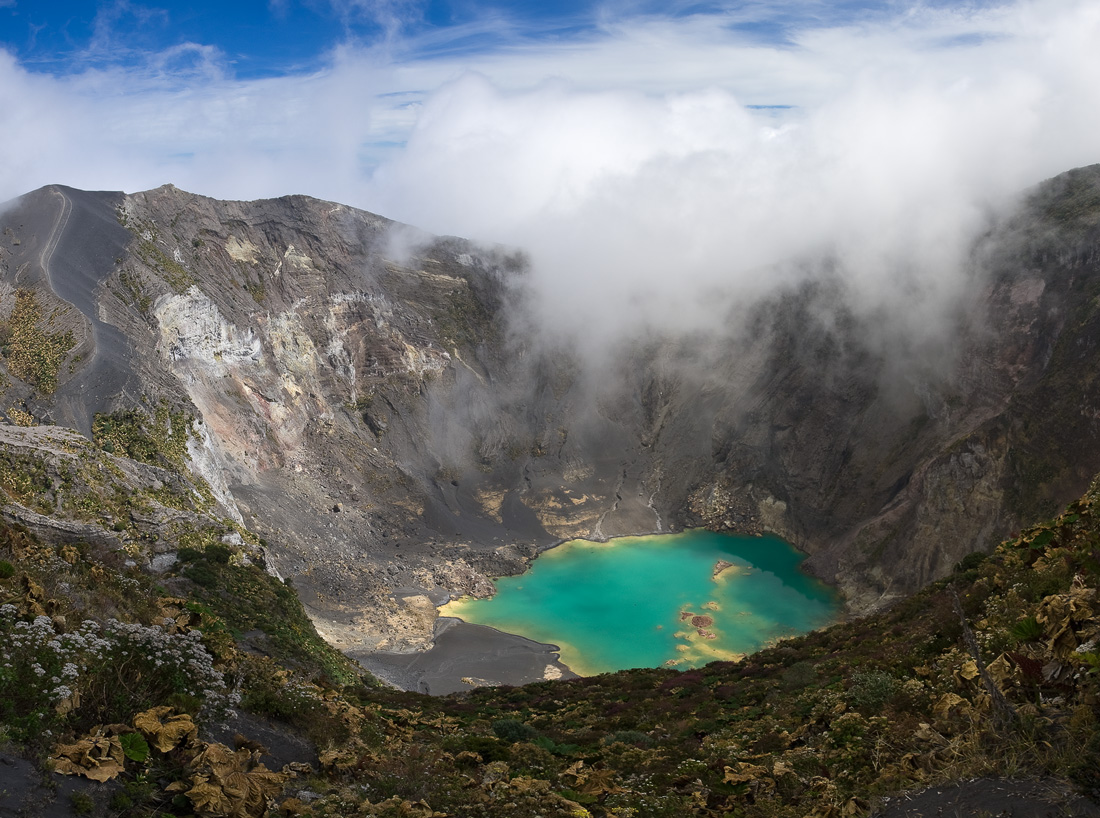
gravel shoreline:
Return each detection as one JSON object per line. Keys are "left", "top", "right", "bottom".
{"left": 352, "top": 616, "right": 578, "bottom": 695}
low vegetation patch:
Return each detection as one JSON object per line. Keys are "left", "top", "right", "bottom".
{"left": 4, "top": 469, "right": 1100, "bottom": 816}
{"left": 92, "top": 403, "right": 193, "bottom": 470}
{"left": 0, "top": 289, "right": 75, "bottom": 393}
{"left": 173, "top": 539, "right": 363, "bottom": 685}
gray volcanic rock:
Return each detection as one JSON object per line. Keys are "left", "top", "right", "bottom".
{"left": 3, "top": 167, "right": 1100, "bottom": 682}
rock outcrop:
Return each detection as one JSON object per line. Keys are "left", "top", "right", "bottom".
{"left": 2, "top": 166, "right": 1100, "bottom": 658}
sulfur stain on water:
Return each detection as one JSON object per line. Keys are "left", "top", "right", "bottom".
{"left": 439, "top": 530, "right": 841, "bottom": 676}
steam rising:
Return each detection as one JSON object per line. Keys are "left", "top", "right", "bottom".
{"left": 2, "top": 0, "right": 1100, "bottom": 347}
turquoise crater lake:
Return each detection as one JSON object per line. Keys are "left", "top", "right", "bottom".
{"left": 440, "top": 530, "right": 842, "bottom": 675}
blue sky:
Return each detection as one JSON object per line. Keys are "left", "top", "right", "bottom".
{"left": 1, "top": 1, "right": 1099, "bottom": 339}
{"left": 4, "top": 1, "right": 907, "bottom": 79}
{"left": 3, "top": 1, "right": 346, "bottom": 76}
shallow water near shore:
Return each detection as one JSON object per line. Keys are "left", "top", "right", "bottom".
{"left": 439, "top": 530, "right": 841, "bottom": 675}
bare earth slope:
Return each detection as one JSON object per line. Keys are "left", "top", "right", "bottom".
{"left": 3, "top": 167, "right": 1100, "bottom": 683}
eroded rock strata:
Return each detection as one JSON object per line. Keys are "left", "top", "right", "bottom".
{"left": 2, "top": 166, "right": 1100, "bottom": 674}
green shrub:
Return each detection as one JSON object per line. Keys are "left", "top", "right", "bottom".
{"left": 533, "top": 734, "right": 580, "bottom": 755}
{"left": 780, "top": 660, "right": 817, "bottom": 689}
{"left": 1069, "top": 729, "right": 1100, "bottom": 800}
{"left": 1016, "top": 564, "right": 1074, "bottom": 602}
{"left": 108, "top": 791, "right": 133, "bottom": 812}
{"left": 0, "top": 559, "right": 14, "bottom": 579}
{"left": 491, "top": 718, "right": 539, "bottom": 743}
{"left": 1030, "top": 529, "right": 1056, "bottom": 549}
{"left": 241, "top": 671, "right": 318, "bottom": 722}
{"left": 845, "top": 669, "right": 900, "bottom": 714}
{"left": 238, "top": 663, "right": 350, "bottom": 747}
{"left": 69, "top": 792, "right": 95, "bottom": 815}
{"left": 205, "top": 543, "right": 231, "bottom": 564}
{"left": 184, "top": 562, "right": 218, "bottom": 588}
{"left": 558, "top": 789, "right": 598, "bottom": 805}
{"left": 602, "top": 730, "right": 653, "bottom": 747}
{"left": 1009, "top": 616, "right": 1044, "bottom": 643}
{"left": 177, "top": 546, "right": 203, "bottom": 563}
{"left": 460, "top": 735, "right": 510, "bottom": 762}
{"left": 954, "top": 551, "right": 990, "bottom": 571}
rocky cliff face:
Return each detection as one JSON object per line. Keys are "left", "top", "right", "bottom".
{"left": 3, "top": 167, "right": 1100, "bottom": 663}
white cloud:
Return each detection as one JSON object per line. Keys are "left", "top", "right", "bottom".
{"left": 1, "top": 0, "right": 1099, "bottom": 347}
{"left": 0, "top": 48, "right": 388, "bottom": 206}
{"left": 366, "top": 0, "right": 1100, "bottom": 344}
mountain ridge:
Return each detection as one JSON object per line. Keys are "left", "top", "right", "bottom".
{"left": 2, "top": 167, "right": 1100, "bottom": 674}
